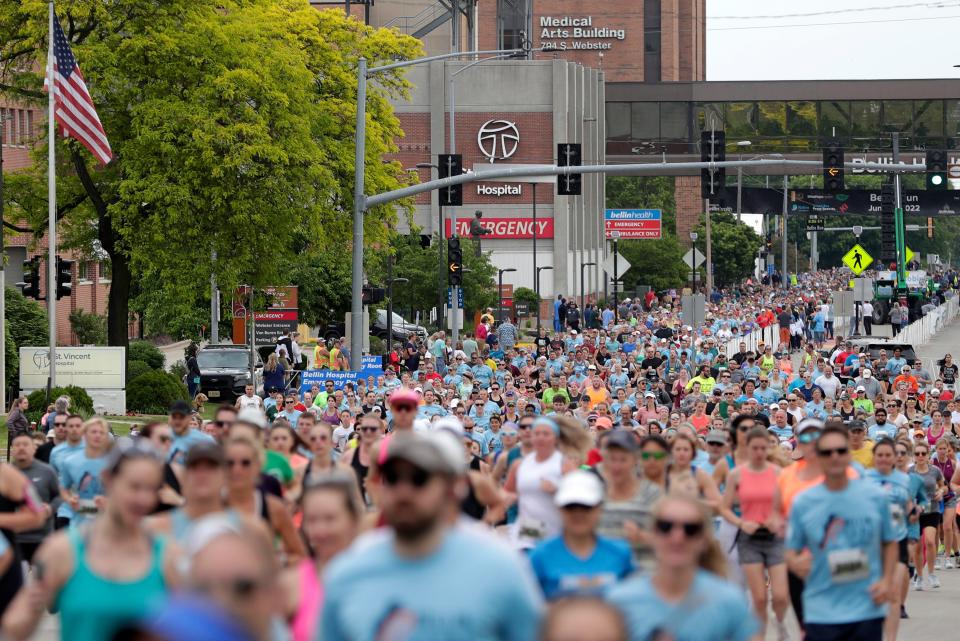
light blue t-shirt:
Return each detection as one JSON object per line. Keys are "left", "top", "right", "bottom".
{"left": 50, "top": 441, "right": 86, "bottom": 520}
{"left": 59, "top": 450, "right": 108, "bottom": 525}
{"left": 168, "top": 428, "right": 215, "bottom": 466}
{"left": 867, "top": 422, "right": 897, "bottom": 441}
{"left": 864, "top": 468, "right": 912, "bottom": 542}
{"left": 529, "top": 535, "right": 633, "bottom": 599}
{"left": 320, "top": 527, "right": 543, "bottom": 641}
{"left": 786, "top": 479, "right": 896, "bottom": 625}
{"left": 606, "top": 569, "right": 758, "bottom": 641}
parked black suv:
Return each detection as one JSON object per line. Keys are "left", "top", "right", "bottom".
{"left": 197, "top": 344, "right": 262, "bottom": 402}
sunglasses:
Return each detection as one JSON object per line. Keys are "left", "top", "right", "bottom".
{"left": 916, "top": 451, "right": 929, "bottom": 457}
{"left": 816, "top": 447, "right": 849, "bottom": 458}
{"left": 227, "top": 458, "right": 254, "bottom": 468}
{"left": 393, "top": 405, "right": 417, "bottom": 413}
{"left": 382, "top": 466, "right": 432, "bottom": 488}
{"left": 195, "top": 577, "right": 264, "bottom": 600}
{"left": 797, "top": 431, "right": 821, "bottom": 444}
{"left": 359, "top": 426, "right": 380, "bottom": 433}
{"left": 54, "top": 422, "right": 66, "bottom": 427}
{"left": 896, "top": 450, "right": 909, "bottom": 456}
{"left": 653, "top": 518, "right": 704, "bottom": 538}
{"left": 640, "top": 451, "right": 668, "bottom": 461}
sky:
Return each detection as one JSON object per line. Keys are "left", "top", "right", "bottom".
{"left": 706, "top": 0, "right": 960, "bottom": 80}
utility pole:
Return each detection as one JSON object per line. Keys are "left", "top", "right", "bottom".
{"left": 704, "top": 199, "right": 713, "bottom": 295}
{"left": 0, "top": 113, "right": 10, "bottom": 414}
{"left": 781, "top": 174, "right": 789, "bottom": 290}
{"left": 612, "top": 235, "right": 619, "bottom": 321}
{"left": 892, "top": 132, "right": 908, "bottom": 294}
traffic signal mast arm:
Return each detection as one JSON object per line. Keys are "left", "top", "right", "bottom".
{"left": 365, "top": 159, "right": 924, "bottom": 208}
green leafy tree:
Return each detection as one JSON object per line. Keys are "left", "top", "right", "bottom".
{"left": 385, "top": 234, "right": 497, "bottom": 318}
{"left": 68, "top": 310, "right": 107, "bottom": 345}
{"left": 605, "top": 176, "right": 687, "bottom": 288}
{"left": 1, "top": 0, "right": 421, "bottom": 346}
{"left": 5, "top": 286, "right": 47, "bottom": 385}
{"left": 693, "top": 212, "right": 763, "bottom": 287}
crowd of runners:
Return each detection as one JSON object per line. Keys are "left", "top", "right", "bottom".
{"left": 0, "top": 270, "right": 956, "bottom": 641}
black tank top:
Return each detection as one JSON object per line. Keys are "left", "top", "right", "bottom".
{"left": 0, "top": 472, "right": 24, "bottom": 617}
{"left": 351, "top": 448, "right": 370, "bottom": 504}
{"left": 460, "top": 457, "right": 485, "bottom": 520}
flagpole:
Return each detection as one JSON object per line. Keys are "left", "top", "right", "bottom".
{"left": 47, "top": 0, "right": 57, "bottom": 388}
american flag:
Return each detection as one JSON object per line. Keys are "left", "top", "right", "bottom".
{"left": 44, "top": 14, "right": 112, "bottom": 164}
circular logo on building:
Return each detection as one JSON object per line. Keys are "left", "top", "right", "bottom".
{"left": 477, "top": 119, "right": 519, "bottom": 163}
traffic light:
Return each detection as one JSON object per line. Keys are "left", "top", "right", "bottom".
{"left": 928, "top": 217, "right": 935, "bottom": 239}
{"left": 700, "top": 130, "right": 726, "bottom": 198}
{"left": 880, "top": 180, "right": 896, "bottom": 264}
{"left": 438, "top": 154, "right": 463, "bottom": 207}
{"left": 55, "top": 256, "right": 75, "bottom": 300}
{"left": 17, "top": 257, "right": 41, "bottom": 300}
{"left": 822, "top": 139, "right": 844, "bottom": 192}
{"left": 447, "top": 237, "right": 463, "bottom": 287}
{"left": 361, "top": 286, "right": 385, "bottom": 304}
{"left": 926, "top": 149, "right": 947, "bottom": 190}
{"left": 557, "top": 143, "right": 582, "bottom": 195}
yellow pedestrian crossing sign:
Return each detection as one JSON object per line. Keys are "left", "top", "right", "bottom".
{"left": 842, "top": 244, "right": 873, "bottom": 275}
{"left": 905, "top": 246, "right": 915, "bottom": 264}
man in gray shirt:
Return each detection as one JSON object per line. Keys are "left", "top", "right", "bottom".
{"left": 10, "top": 432, "right": 59, "bottom": 563}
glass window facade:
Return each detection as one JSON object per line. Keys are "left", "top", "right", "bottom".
{"left": 607, "top": 98, "right": 960, "bottom": 155}
{"left": 644, "top": 0, "right": 661, "bottom": 82}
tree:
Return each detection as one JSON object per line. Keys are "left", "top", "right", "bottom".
{"left": 605, "top": 176, "right": 687, "bottom": 289}
{"left": 2, "top": 1, "right": 421, "bottom": 346}
{"left": 68, "top": 310, "right": 107, "bottom": 345}
{"left": 693, "top": 212, "right": 763, "bottom": 287}
{"left": 385, "top": 234, "right": 497, "bottom": 317}
{"left": 618, "top": 236, "right": 690, "bottom": 291}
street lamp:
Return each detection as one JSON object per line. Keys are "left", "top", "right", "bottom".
{"left": 350, "top": 48, "right": 526, "bottom": 363}
{"left": 580, "top": 261, "right": 596, "bottom": 310}
{"left": 386, "top": 277, "right": 408, "bottom": 355}
{"left": 498, "top": 268, "right": 517, "bottom": 324}
{"left": 535, "top": 266, "right": 553, "bottom": 335}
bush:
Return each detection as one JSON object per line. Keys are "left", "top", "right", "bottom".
{"left": 69, "top": 309, "right": 107, "bottom": 345}
{"left": 127, "top": 370, "right": 189, "bottom": 415}
{"left": 128, "top": 341, "right": 165, "bottom": 370}
{"left": 127, "top": 360, "right": 153, "bottom": 384}
{"left": 169, "top": 359, "right": 187, "bottom": 382}
{"left": 25, "top": 386, "right": 95, "bottom": 424}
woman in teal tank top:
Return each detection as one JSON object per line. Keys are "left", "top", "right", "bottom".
{"left": 2, "top": 441, "right": 179, "bottom": 641}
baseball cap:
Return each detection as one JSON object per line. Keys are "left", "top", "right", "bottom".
{"left": 554, "top": 470, "right": 605, "bottom": 508}
{"left": 388, "top": 389, "right": 420, "bottom": 408}
{"left": 847, "top": 419, "right": 867, "bottom": 432}
{"left": 795, "top": 418, "right": 824, "bottom": 435}
{"left": 595, "top": 416, "right": 614, "bottom": 430}
{"left": 856, "top": 385, "right": 866, "bottom": 392}
{"left": 604, "top": 430, "right": 638, "bottom": 452}
{"left": 379, "top": 432, "right": 464, "bottom": 475}
{"left": 705, "top": 431, "right": 728, "bottom": 445}
{"left": 185, "top": 442, "right": 225, "bottom": 467}
{"left": 169, "top": 400, "right": 192, "bottom": 416}
{"left": 930, "top": 388, "right": 941, "bottom": 396}
{"left": 235, "top": 408, "right": 267, "bottom": 430}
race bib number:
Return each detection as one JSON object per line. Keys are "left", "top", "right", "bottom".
{"left": 517, "top": 517, "right": 547, "bottom": 546}
{"left": 890, "top": 504, "right": 905, "bottom": 529}
{"left": 828, "top": 549, "right": 870, "bottom": 584}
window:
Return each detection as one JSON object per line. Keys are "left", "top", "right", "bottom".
{"left": 818, "top": 101, "right": 850, "bottom": 141}
{"left": 631, "top": 103, "right": 660, "bottom": 140}
{"left": 644, "top": 0, "right": 661, "bottom": 82}
{"left": 757, "top": 102, "right": 786, "bottom": 137}
{"left": 606, "top": 103, "right": 631, "bottom": 139}
{"left": 78, "top": 261, "right": 93, "bottom": 282}
{"left": 725, "top": 102, "right": 757, "bottom": 139}
{"left": 850, "top": 100, "right": 882, "bottom": 147}
{"left": 913, "top": 100, "right": 943, "bottom": 143}
{"left": 659, "top": 102, "right": 688, "bottom": 140}
{"left": 99, "top": 260, "right": 112, "bottom": 282}
{"left": 497, "top": 0, "right": 525, "bottom": 51}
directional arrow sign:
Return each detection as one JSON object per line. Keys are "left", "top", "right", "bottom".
{"left": 828, "top": 167, "right": 840, "bottom": 177}
{"left": 682, "top": 248, "right": 705, "bottom": 269}
{"left": 449, "top": 264, "right": 460, "bottom": 272}
{"left": 905, "top": 246, "right": 915, "bottom": 264}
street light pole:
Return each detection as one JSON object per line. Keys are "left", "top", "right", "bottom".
{"left": 535, "top": 266, "right": 552, "bottom": 335}
{"left": 580, "top": 261, "right": 596, "bottom": 310}
{"left": 386, "top": 274, "right": 408, "bottom": 356}
{"left": 781, "top": 174, "right": 789, "bottom": 290}
{"left": 349, "top": 48, "right": 526, "bottom": 365}
{"left": 497, "top": 268, "right": 516, "bottom": 324}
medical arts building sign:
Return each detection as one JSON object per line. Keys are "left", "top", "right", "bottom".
{"left": 539, "top": 15, "right": 626, "bottom": 51}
